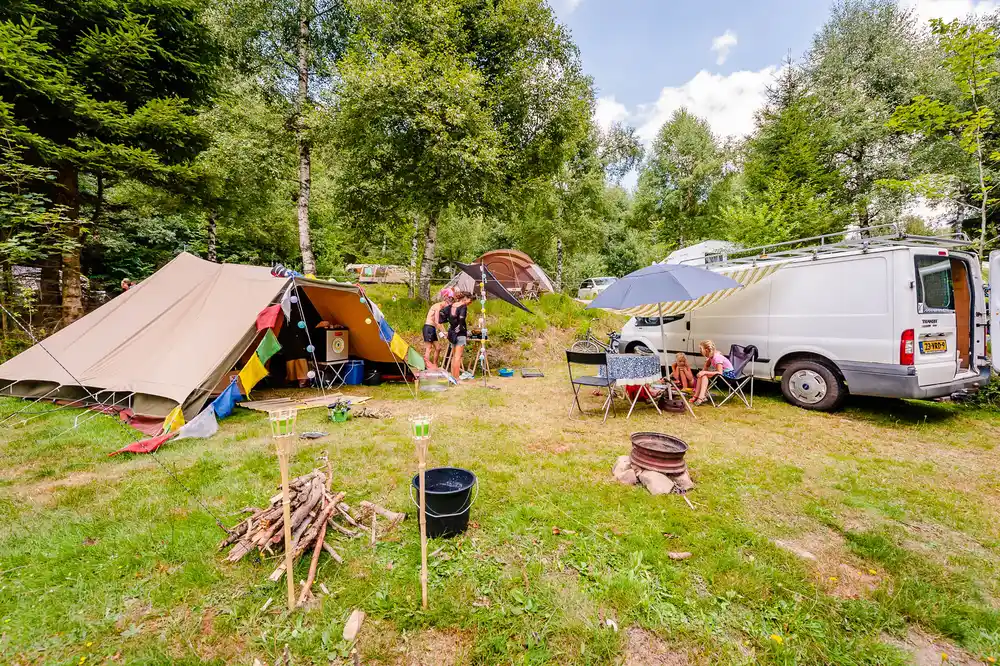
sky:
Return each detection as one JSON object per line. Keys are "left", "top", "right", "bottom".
{"left": 549, "top": 0, "right": 1000, "bottom": 152}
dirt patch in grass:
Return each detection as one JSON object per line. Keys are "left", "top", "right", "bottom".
{"left": 621, "top": 627, "right": 691, "bottom": 666}
{"left": 395, "top": 629, "right": 474, "bottom": 665}
{"left": 883, "top": 628, "right": 980, "bottom": 665}
{"left": 356, "top": 623, "right": 474, "bottom": 666}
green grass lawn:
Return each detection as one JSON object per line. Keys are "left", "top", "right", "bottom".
{"left": 2, "top": 321, "right": 1000, "bottom": 664}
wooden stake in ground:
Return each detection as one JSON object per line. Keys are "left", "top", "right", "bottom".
{"left": 410, "top": 415, "right": 432, "bottom": 610}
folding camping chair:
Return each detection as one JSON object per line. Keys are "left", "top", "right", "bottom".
{"left": 566, "top": 350, "right": 617, "bottom": 423}
{"left": 708, "top": 344, "right": 758, "bottom": 408}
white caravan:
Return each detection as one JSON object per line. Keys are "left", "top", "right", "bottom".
{"left": 619, "top": 228, "right": 998, "bottom": 411}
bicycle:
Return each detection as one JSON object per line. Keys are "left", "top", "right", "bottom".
{"left": 570, "top": 329, "right": 620, "bottom": 354}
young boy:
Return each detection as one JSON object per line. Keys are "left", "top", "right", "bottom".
{"left": 448, "top": 291, "right": 473, "bottom": 380}
{"left": 422, "top": 289, "right": 453, "bottom": 369}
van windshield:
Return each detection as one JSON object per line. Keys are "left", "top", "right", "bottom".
{"left": 914, "top": 256, "right": 954, "bottom": 313}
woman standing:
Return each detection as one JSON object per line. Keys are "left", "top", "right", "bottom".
{"left": 448, "top": 291, "right": 473, "bottom": 380}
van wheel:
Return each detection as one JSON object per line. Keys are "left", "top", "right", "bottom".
{"left": 628, "top": 343, "right": 654, "bottom": 356}
{"left": 780, "top": 360, "right": 845, "bottom": 411}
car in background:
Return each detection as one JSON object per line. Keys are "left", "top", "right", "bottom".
{"left": 577, "top": 277, "right": 617, "bottom": 300}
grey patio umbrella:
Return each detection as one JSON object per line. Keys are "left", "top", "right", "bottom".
{"left": 586, "top": 263, "right": 742, "bottom": 364}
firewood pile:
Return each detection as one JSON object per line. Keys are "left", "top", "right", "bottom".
{"left": 220, "top": 470, "right": 405, "bottom": 605}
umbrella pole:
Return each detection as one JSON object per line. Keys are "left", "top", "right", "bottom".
{"left": 658, "top": 303, "right": 667, "bottom": 374}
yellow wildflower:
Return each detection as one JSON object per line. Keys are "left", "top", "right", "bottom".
{"left": 828, "top": 576, "right": 838, "bottom": 582}
{"left": 769, "top": 634, "right": 783, "bottom": 645}
{"left": 86, "top": 642, "right": 93, "bottom": 647}
{"left": 868, "top": 569, "right": 877, "bottom": 575}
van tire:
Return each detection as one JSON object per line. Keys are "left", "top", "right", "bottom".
{"left": 780, "top": 360, "right": 845, "bottom": 411}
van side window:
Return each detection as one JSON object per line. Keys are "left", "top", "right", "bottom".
{"left": 914, "top": 256, "right": 954, "bottom": 313}
{"left": 635, "top": 315, "right": 684, "bottom": 327}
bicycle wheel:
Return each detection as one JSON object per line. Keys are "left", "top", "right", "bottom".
{"left": 570, "top": 340, "right": 601, "bottom": 353}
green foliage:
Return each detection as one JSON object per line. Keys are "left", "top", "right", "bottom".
{"left": 634, "top": 108, "right": 727, "bottom": 247}
{"left": 804, "top": 0, "right": 936, "bottom": 229}
{"left": 887, "top": 18, "right": 1000, "bottom": 253}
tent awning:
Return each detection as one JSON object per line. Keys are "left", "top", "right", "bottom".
{"left": 613, "top": 263, "right": 781, "bottom": 316}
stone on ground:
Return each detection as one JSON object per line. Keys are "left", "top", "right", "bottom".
{"left": 637, "top": 470, "right": 675, "bottom": 496}
{"left": 343, "top": 609, "right": 366, "bottom": 642}
{"left": 612, "top": 455, "right": 632, "bottom": 479}
{"left": 617, "top": 468, "right": 638, "bottom": 486}
{"left": 668, "top": 471, "right": 695, "bottom": 492}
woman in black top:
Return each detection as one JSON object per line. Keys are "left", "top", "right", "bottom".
{"left": 448, "top": 291, "right": 473, "bottom": 379}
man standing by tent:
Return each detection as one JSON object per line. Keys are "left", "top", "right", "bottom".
{"left": 422, "top": 289, "right": 453, "bottom": 369}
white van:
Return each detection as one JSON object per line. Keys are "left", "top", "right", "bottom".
{"left": 619, "top": 230, "right": 998, "bottom": 411}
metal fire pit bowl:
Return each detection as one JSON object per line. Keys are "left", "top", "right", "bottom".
{"left": 629, "top": 432, "right": 689, "bottom": 474}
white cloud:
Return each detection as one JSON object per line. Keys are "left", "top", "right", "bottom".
{"left": 553, "top": 0, "right": 582, "bottom": 14}
{"left": 593, "top": 96, "right": 628, "bottom": 131}
{"left": 903, "top": 0, "right": 1000, "bottom": 23}
{"left": 710, "top": 30, "right": 738, "bottom": 66}
{"left": 633, "top": 67, "right": 781, "bottom": 144}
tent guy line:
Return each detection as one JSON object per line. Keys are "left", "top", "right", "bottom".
{"left": 0, "top": 300, "right": 232, "bottom": 534}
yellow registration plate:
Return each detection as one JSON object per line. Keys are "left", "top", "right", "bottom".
{"left": 920, "top": 339, "right": 948, "bottom": 354}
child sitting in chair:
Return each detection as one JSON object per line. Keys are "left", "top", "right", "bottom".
{"left": 671, "top": 352, "right": 695, "bottom": 390}
{"left": 692, "top": 340, "right": 735, "bottom": 406}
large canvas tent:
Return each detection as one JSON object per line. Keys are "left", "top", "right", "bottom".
{"left": 0, "top": 253, "right": 419, "bottom": 425}
{"left": 444, "top": 249, "right": 554, "bottom": 296}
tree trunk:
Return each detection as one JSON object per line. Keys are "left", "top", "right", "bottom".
{"left": 58, "top": 165, "right": 84, "bottom": 325}
{"left": 856, "top": 201, "right": 870, "bottom": 234}
{"left": 207, "top": 212, "right": 218, "bottom": 263}
{"left": 295, "top": 0, "right": 316, "bottom": 275}
{"left": 0, "top": 261, "right": 12, "bottom": 336}
{"left": 408, "top": 214, "right": 419, "bottom": 298}
{"left": 418, "top": 211, "right": 439, "bottom": 301}
{"left": 39, "top": 258, "right": 60, "bottom": 324}
{"left": 555, "top": 237, "right": 563, "bottom": 292}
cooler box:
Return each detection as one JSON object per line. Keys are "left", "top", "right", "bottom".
{"left": 344, "top": 360, "right": 364, "bottom": 385}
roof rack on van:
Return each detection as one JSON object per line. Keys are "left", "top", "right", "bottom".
{"left": 681, "top": 223, "right": 974, "bottom": 269}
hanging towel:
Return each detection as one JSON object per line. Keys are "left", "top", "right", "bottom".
{"left": 256, "top": 329, "right": 282, "bottom": 363}
{"left": 175, "top": 407, "right": 219, "bottom": 440}
{"left": 162, "top": 405, "right": 185, "bottom": 433}
{"left": 212, "top": 378, "right": 244, "bottom": 419}
{"left": 239, "top": 354, "right": 269, "bottom": 396}
{"left": 256, "top": 304, "right": 282, "bottom": 332}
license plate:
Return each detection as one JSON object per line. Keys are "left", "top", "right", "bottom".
{"left": 920, "top": 339, "right": 948, "bottom": 353}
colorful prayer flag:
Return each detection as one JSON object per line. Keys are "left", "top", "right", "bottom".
{"left": 406, "top": 345, "right": 426, "bottom": 371}
{"left": 162, "top": 405, "right": 185, "bottom": 433}
{"left": 389, "top": 332, "right": 409, "bottom": 361}
{"left": 256, "top": 329, "right": 281, "bottom": 363}
{"left": 175, "top": 407, "right": 219, "bottom": 440}
{"left": 109, "top": 432, "right": 177, "bottom": 456}
{"left": 256, "top": 304, "right": 282, "bottom": 332}
{"left": 212, "top": 378, "right": 243, "bottom": 419}
{"left": 238, "top": 353, "right": 268, "bottom": 396}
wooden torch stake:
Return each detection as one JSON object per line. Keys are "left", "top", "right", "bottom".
{"left": 418, "top": 442, "right": 428, "bottom": 610}
{"left": 277, "top": 446, "right": 296, "bottom": 612}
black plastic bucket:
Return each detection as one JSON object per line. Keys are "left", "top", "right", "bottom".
{"left": 410, "top": 467, "right": 477, "bottom": 538}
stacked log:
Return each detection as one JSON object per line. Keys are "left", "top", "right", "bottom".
{"left": 220, "top": 470, "right": 406, "bottom": 605}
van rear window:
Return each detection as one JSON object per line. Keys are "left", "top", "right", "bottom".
{"left": 914, "top": 256, "right": 954, "bottom": 312}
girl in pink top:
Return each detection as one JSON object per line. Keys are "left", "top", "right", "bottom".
{"left": 692, "top": 340, "right": 734, "bottom": 406}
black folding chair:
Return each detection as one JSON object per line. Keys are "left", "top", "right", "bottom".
{"left": 566, "top": 350, "right": 617, "bottom": 423}
{"left": 709, "top": 344, "right": 758, "bottom": 408}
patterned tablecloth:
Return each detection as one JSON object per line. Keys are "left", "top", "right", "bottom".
{"left": 600, "top": 354, "right": 662, "bottom": 387}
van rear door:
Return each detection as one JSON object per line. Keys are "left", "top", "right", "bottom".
{"left": 991, "top": 251, "right": 999, "bottom": 372}
{"left": 913, "top": 253, "right": 959, "bottom": 386}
